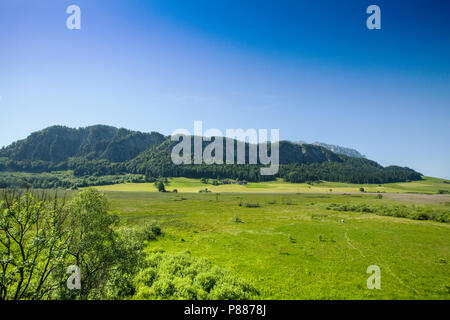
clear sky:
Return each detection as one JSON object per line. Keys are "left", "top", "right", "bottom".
{"left": 0, "top": 0, "right": 449, "bottom": 178}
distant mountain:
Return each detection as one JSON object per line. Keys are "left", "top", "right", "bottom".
{"left": 295, "top": 141, "right": 365, "bottom": 158}
{"left": 0, "top": 125, "right": 422, "bottom": 185}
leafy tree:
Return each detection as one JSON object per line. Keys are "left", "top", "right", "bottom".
{"left": 0, "top": 188, "right": 151, "bottom": 300}
{"left": 61, "top": 189, "right": 120, "bottom": 299}
{"left": 154, "top": 181, "right": 166, "bottom": 193}
{"left": 0, "top": 190, "right": 69, "bottom": 300}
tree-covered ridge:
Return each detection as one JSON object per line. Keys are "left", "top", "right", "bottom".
{"left": 0, "top": 125, "right": 166, "bottom": 163}
{"left": 0, "top": 125, "right": 423, "bottom": 186}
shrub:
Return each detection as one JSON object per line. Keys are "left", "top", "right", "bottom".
{"left": 155, "top": 181, "right": 166, "bottom": 192}
{"left": 132, "top": 252, "right": 258, "bottom": 300}
{"left": 137, "top": 222, "right": 162, "bottom": 241}
{"left": 244, "top": 203, "right": 260, "bottom": 208}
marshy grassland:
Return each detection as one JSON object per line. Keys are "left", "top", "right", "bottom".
{"left": 95, "top": 178, "right": 450, "bottom": 299}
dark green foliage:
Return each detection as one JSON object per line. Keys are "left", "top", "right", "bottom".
{"left": 154, "top": 181, "right": 166, "bottom": 192}
{"left": 280, "top": 161, "right": 421, "bottom": 184}
{"left": 0, "top": 171, "right": 147, "bottom": 189}
{"left": 244, "top": 203, "right": 260, "bottom": 208}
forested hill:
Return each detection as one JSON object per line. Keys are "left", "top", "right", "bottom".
{"left": 0, "top": 125, "right": 422, "bottom": 185}
{"left": 0, "top": 125, "right": 166, "bottom": 162}
{"left": 124, "top": 138, "right": 421, "bottom": 184}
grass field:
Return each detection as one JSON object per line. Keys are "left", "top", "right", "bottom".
{"left": 103, "top": 189, "right": 450, "bottom": 299}
{"left": 91, "top": 176, "right": 450, "bottom": 195}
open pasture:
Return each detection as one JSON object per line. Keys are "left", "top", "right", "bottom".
{"left": 106, "top": 191, "right": 450, "bottom": 299}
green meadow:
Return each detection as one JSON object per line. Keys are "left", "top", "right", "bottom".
{"left": 92, "top": 176, "right": 450, "bottom": 195}
{"left": 97, "top": 178, "right": 450, "bottom": 300}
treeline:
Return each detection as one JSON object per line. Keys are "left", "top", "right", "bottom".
{"left": 0, "top": 158, "right": 422, "bottom": 189}
{"left": 279, "top": 161, "right": 422, "bottom": 184}
{"left": 0, "top": 172, "right": 149, "bottom": 190}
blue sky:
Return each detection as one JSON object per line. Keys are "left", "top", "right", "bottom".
{"left": 0, "top": 0, "right": 449, "bottom": 178}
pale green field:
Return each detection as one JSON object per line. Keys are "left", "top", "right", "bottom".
{"left": 91, "top": 176, "right": 450, "bottom": 195}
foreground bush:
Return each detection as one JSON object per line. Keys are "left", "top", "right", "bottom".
{"left": 132, "top": 251, "right": 259, "bottom": 300}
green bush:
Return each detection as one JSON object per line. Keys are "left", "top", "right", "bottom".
{"left": 136, "top": 222, "right": 162, "bottom": 241}
{"left": 132, "top": 252, "right": 259, "bottom": 300}
{"left": 244, "top": 203, "right": 260, "bottom": 208}
{"left": 154, "top": 181, "right": 166, "bottom": 192}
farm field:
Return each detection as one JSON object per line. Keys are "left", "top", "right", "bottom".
{"left": 106, "top": 190, "right": 450, "bottom": 299}
{"left": 91, "top": 176, "right": 450, "bottom": 195}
